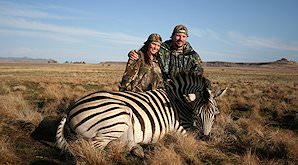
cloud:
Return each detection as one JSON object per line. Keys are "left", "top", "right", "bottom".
{"left": 0, "top": 28, "right": 85, "bottom": 43}
{"left": 191, "top": 27, "right": 232, "bottom": 45}
{"left": 191, "top": 26, "right": 298, "bottom": 52}
{"left": 0, "top": 16, "right": 143, "bottom": 45}
{"left": 0, "top": 1, "right": 88, "bottom": 20}
{"left": 228, "top": 32, "right": 298, "bottom": 51}
{"left": 0, "top": 47, "right": 41, "bottom": 57}
{"left": 0, "top": 1, "right": 144, "bottom": 45}
{"left": 0, "top": 16, "right": 100, "bottom": 35}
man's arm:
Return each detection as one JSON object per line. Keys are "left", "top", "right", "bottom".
{"left": 184, "top": 42, "right": 204, "bottom": 75}
{"left": 128, "top": 50, "right": 140, "bottom": 60}
{"left": 157, "top": 45, "right": 171, "bottom": 80}
{"left": 192, "top": 52, "right": 204, "bottom": 75}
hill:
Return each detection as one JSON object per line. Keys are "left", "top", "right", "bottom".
{"left": 1, "top": 57, "right": 296, "bottom": 67}
{"left": 99, "top": 58, "right": 297, "bottom": 68}
{"left": 0, "top": 57, "right": 57, "bottom": 63}
{"left": 203, "top": 58, "right": 296, "bottom": 67}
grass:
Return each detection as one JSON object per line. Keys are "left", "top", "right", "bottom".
{"left": 0, "top": 62, "right": 297, "bottom": 164}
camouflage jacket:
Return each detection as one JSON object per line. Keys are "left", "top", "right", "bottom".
{"left": 119, "top": 51, "right": 164, "bottom": 92}
{"left": 158, "top": 40, "right": 203, "bottom": 79}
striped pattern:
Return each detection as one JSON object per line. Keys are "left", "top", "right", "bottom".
{"left": 56, "top": 71, "right": 220, "bottom": 151}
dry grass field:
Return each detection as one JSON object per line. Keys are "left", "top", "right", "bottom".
{"left": 0, "top": 62, "right": 297, "bottom": 164}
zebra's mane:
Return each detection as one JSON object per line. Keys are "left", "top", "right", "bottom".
{"left": 167, "top": 70, "right": 208, "bottom": 91}
{"left": 165, "top": 70, "right": 211, "bottom": 106}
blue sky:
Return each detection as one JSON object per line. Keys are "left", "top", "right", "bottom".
{"left": 0, "top": 0, "right": 297, "bottom": 63}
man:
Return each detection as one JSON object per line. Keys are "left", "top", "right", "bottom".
{"left": 130, "top": 25, "right": 204, "bottom": 81}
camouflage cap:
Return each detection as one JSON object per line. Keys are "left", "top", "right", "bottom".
{"left": 144, "top": 33, "right": 162, "bottom": 44}
{"left": 171, "top": 24, "right": 189, "bottom": 38}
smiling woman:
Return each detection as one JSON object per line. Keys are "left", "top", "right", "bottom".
{"left": 119, "top": 33, "right": 164, "bottom": 92}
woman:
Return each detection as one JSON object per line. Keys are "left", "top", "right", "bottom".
{"left": 119, "top": 33, "right": 164, "bottom": 92}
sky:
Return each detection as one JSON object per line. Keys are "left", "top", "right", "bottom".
{"left": 0, "top": 0, "right": 297, "bottom": 63}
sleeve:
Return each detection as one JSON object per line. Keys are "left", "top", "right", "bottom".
{"left": 119, "top": 57, "right": 141, "bottom": 91}
{"left": 185, "top": 42, "right": 204, "bottom": 75}
{"left": 157, "top": 45, "right": 171, "bottom": 80}
{"left": 192, "top": 53, "right": 204, "bottom": 75}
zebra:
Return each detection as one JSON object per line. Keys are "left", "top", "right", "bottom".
{"left": 56, "top": 71, "right": 226, "bottom": 154}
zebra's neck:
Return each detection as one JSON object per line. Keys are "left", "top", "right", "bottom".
{"left": 165, "top": 88, "right": 194, "bottom": 128}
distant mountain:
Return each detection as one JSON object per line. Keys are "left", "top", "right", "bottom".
{"left": 1, "top": 57, "right": 296, "bottom": 67}
{"left": 0, "top": 57, "right": 58, "bottom": 63}
{"left": 99, "top": 61, "right": 126, "bottom": 65}
{"left": 99, "top": 58, "right": 297, "bottom": 68}
{"left": 202, "top": 58, "right": 296, "bottom": 67}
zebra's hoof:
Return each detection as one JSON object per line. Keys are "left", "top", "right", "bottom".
{"left": 131, "top": 145, "right": 144, "bottom": 158}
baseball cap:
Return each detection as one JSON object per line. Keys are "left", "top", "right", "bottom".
{"left": 144, "top": 33, "right": 162, "bottom": 44}
{"left": 171, "top": 24, "right": 189, "bottom": 38}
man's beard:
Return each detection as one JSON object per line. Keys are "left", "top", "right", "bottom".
{"left": 175, "top": 40, "right": 184, "bottom": 49}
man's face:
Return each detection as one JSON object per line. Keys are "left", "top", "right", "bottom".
{"left": 148, "top": 41, "right": 161, "bottom": 55}
{"left": 173, "top": 32, "right": 187, "bottom": 48}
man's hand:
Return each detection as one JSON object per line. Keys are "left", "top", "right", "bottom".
{"left": 128, "top": 50, "right": 139, "bottom": 60}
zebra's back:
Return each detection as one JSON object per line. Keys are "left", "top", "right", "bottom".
{"left": 63, "top": 89, "right": 177, "bottom": 149}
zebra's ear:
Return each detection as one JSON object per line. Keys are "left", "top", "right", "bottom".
{"left": 184, "top": 93, "right": 196, "bottom": 102}
{"left": 214, "top": 87, "right": 228, "bottom": 99}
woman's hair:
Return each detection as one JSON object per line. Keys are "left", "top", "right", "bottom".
{"left": 139, "top": 44, "right": 150, "bottom": 65}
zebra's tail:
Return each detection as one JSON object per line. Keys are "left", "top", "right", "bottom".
{"left": 56, "top": 115, "right": 69, "bottom": 151}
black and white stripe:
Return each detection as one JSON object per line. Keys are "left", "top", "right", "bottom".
{"left": 56, "top": 71, "right": 222, "bottom": 151}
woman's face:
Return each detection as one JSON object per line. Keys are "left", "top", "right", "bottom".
{"left": 148, "top": 41, "right": 161, "bottom": 55}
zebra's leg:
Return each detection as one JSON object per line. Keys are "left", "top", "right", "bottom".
{"left": 92, "top": 107, "right": 133, "bottom": 151}
{"left": 121, "top": 115, "right": 144, "bottom": 158}
{"left": 92, "top": 125, "right": 131, "bottom": 151}
{"left": 91, "top": 137, "right": 111, "bottom": 150}
{"left": 130, "top": 144, "right": 144, "bottom": 158}
{"left": 124, "top": 129, "right": 144, "bottom": 158}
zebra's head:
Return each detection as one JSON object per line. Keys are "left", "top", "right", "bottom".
{"left": 186, "top": 88, "right": 222, "bottom": 136}
{"left": 167, "top": 70, "right": 226, "bottom": 137}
